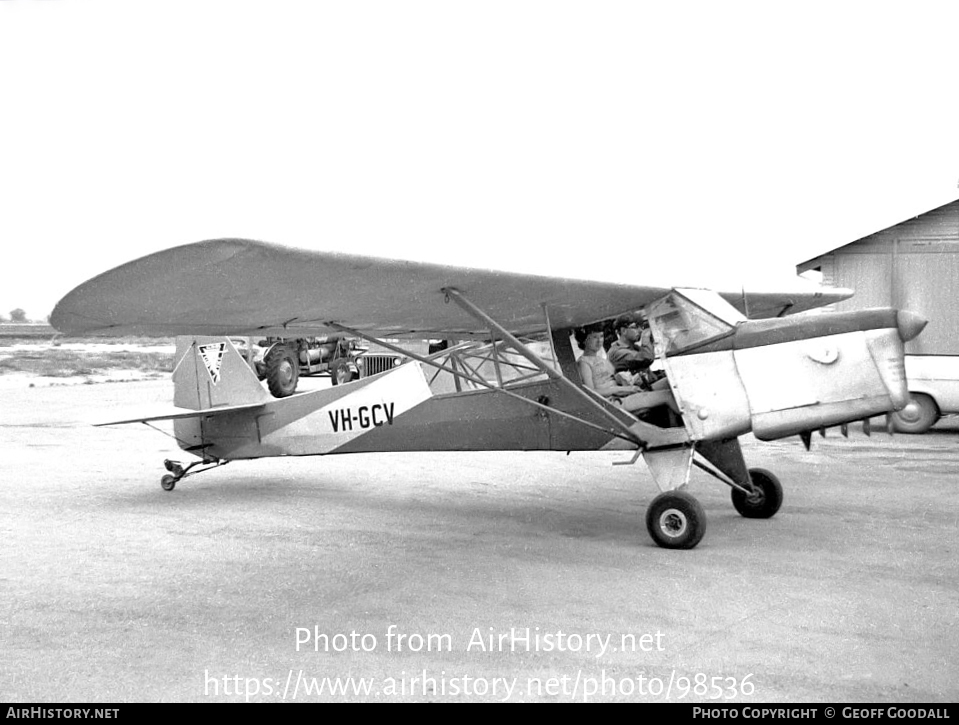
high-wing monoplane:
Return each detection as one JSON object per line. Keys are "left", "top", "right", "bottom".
{"left": 51, "top": 239, "right": 927, "bottom": 548}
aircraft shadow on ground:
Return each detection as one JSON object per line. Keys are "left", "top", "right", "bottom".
{"left": 98, "top": 468, "right": 752, "bottom": 549}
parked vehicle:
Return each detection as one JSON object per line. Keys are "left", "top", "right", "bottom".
{"left": 253, "top": 336, "right": 408, "bottom": 398}
{"left": 891, "top": 357, "right": 959, "bottom": 433}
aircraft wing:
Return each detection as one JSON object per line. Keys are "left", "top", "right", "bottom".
{"left": 52, "top": 238, "right": 852, "bottom": 338}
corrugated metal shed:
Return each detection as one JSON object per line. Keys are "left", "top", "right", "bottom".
{"left": 797, "top": 198, "right": 959, "bottom": 355}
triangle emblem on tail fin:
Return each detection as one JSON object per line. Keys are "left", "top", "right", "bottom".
{"left": 198, "top": 343, "right": 226, "bottom": 384}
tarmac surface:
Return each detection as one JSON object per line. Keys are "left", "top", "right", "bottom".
{"left": 2, "top": 380, "right": 958, "bottom": 702}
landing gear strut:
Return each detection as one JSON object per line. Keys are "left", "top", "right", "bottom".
{"left": 159, "top": 458, "right": 227, "bottom": 491}
{"left": 640, "top": 440, "right": 787, "bottom": 548}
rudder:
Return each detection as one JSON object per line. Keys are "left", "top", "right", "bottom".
{"left": 173, "top": 336, "right": 270, "bottom": 410}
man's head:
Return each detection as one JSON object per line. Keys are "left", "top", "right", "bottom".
{"left": 614, "top": 312, "right": 644, "bottom": 343}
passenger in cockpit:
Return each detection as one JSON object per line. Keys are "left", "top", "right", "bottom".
{"left": 576, "top": 324, "right": 677, "bottom": 416}
{"left": 576, "top": 326, "right": 644, "bottom": 400}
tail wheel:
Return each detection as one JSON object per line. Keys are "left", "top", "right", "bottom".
{"left": 331, "top": 361, "right": 355, "bottom": 386}
{"left": 645, "top": 490, "right": 707, "bottom": 549}
{"left": 263, "top": 345, "right": 299, "bottom": 398}
{"left": 732, "top": 468, "right": 783, "bottom": 519}
{"left": 890, "top": 393, "right": 939, "bottom": 434}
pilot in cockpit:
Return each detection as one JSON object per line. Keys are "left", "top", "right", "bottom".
{"left": 607, "top": 313, "right": 656, "bottom": 388}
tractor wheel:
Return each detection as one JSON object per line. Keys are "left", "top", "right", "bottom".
{"left": 890, "top": 393, "right": 939, "bottom": 434}
{"left": 263, "top": 345, "right": 299, "bottom": 398}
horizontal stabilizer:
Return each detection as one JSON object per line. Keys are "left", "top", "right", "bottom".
{"left": 95, "top": 401, "right": 266, "bottom": 427}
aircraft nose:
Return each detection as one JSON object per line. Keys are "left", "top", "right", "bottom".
{"left": 896, "top": 310, "right": 928, "bottom": 342}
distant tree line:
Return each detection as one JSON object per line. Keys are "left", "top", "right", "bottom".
{"left": 3, "top": 309, "right": 29, "bottom": 323}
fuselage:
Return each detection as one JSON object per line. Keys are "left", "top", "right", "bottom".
{"left": 171, "top": 302, "right": 923, "bottom": 460}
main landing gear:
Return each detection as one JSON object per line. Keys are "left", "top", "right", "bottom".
{"left": 645, "top": 490, "right": 707, "bottom": 549}
{"left": 643, "top": 466, "right": 784, "bottom": 549}
{"left": 731, "top": 468, "right": 783, "bottom": 519}
{"left": 159, "top": 458, "right": 227, "bottom": 491}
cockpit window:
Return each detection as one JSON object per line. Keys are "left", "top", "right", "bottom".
{"left": 647, "top": 291, "right": 738, "bottom": 355}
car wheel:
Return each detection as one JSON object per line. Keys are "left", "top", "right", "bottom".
{"left": 891, "top": 393, "right": 938, "bottom": 434}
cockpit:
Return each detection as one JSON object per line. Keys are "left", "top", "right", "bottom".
{"left": 645, "top": 289, "right": 745, "bottom": 355}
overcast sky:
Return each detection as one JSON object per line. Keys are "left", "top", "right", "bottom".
{"left": 2, "top": 0, "right": 958, "bottom": 320}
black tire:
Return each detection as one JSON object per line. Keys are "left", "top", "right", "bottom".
{"left": 161, "top": 474, "right": 176, "bottom": 492}
{"left": 891, "top": 393, "right": 939, "bottom": 434}
{"left": 263, "top": 345, "right": 299, "bottom": 397}
{"left": 732, "top": 468, "right": 783, "bottom": 519}
{"left": 645, "top": 490, "right": 707, "bottom": 549}
{"left": 331, "top": 361, "right": 355, "bottom": 386}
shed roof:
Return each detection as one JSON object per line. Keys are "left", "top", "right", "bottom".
{"left": 797, "top": 196, "right": 959, "bottom": 270}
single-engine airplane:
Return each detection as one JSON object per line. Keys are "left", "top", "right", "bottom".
{"left": 51, "top": 239, "right": 927, "bottom": 549}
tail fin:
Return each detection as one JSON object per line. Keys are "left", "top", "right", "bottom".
{"left": 173, "top": 336, "right": 270, "bottom": 410}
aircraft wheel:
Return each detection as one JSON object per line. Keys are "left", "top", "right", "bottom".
{"left": 263, "top": 345, "right": 299, "bottom": 398}
{"left": 732, "top": 468, "right": 783, "bottom": 519}
{"left": 161, "top": 474, "right": 177, "bottom": 492}
{"left": 645, "top": 490, "right": 706, "bottom": 549}
{"left": 890, "top": 393, "right": 938, "bottom": 434}
{"left": 331, "top": 361, "right": 355, "bottom": 386}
